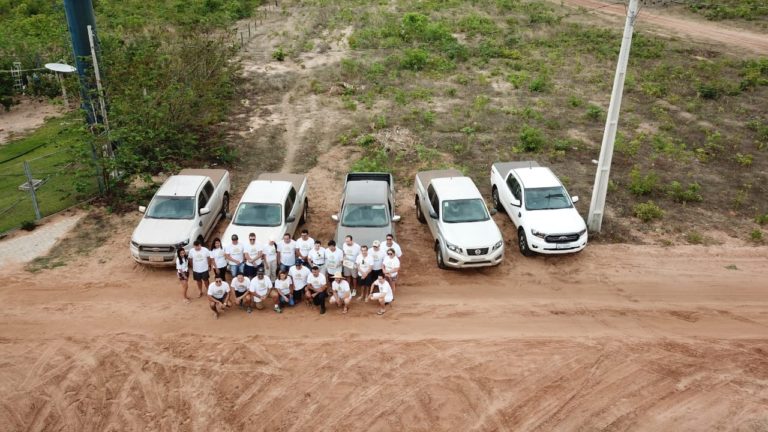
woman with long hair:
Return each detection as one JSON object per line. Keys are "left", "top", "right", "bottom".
{"left": 210, "top": 237, "right": 228, "bottom": 282}
{"left": 176, "top": 248, "right": 190, "bottom": 303}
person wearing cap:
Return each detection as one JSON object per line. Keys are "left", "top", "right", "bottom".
{"left": 324, "top": 240, "right": 343, "bottom": 284}
{"left": 383, "top": 247, "right": 401, "bottom": 294}
{"left": 273, "top": 270, "right": 293, "bottom": 310}
{"left": 224, "top": 234, "right": 245, "bottom": 278}
{"left": 306, "top": 265, "right": 328, "bottom": 314}
{"left": 263, "top": 237, "right": 278, "bottom": 282}
{"left": 248, "top": 269, "right": 276, "bottom": 313}
{"left": 243, "top": 233, "right": 264, "bottom": 278}
{"left": 229, "top": 273, "right": 251, "bottom": 309}
{"left": 355, "top": 245, "right": 374, "bottom": 301}
{"left": 277, "top": 233, "right": 297, "bottom": 274}
{"left": 370, "top": 240, "right": 385, "bottom": 280}
{"left": 329, "top": 272, "right": 352, "bottom": 314}
{"left": 308, "top": 240, "right": 326, "bottom": 275}
{"left": 383, "top": 233, "right": 402, "bottom": 258}
{"left": 207, "top": 276, "right": 231, "bottom": 319}
{"left": 369, "top": 273, "right": 394, "bottom": 315}
{"left": 295, "top": 229, "right": 315, "bottom": 262}
{"left": 189, "top": 240, "right": 213, "bottom": 298}
{"left": 288, "top": 259, "right": 310, "bottom": 303}
{"left": 341, "top": 235, "right": 361, "bottom": 295}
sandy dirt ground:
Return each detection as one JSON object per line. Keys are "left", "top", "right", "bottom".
{"left": 0, "top": 98, "right": 65, "bottom": 145}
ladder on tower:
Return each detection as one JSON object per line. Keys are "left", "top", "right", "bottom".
{"left": 11, "top": 62, "right": 24, "bottom": 93}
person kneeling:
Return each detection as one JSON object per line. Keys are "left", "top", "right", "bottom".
{"left": 230, "top": 273, "right": 251, "bottom": 310}
{"left": 306, "top": 266, "right": 328, "bottom": 314}
{"left": 207, "top": 277, "right": 231, "bottom": 319}
{"left": 368, "top": 274, "right": 393, "bottom": 315}
{"left": 329, "top": 272, "right": 351, "bottom": 314}
{"left": 248, "top": 269, "right": 275, "bottom": 314}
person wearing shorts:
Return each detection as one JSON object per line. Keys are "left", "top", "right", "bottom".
{"left": 176, "top": 248, "right": 190, "bottom": 303}
{"left": 356, "top": 245, "right": 374, "bottom": 301}
{"left": 207, "top": 277, "right": 231, "bottom": 319}
{"left": 248, "top": 269, "right": 276, "bottom": 313}
{"left": 209, "top": 238, "right": 228, "bottom": 281}
{"left": 370, "top": 240, "right": 385, "bottom": 280}
{"left": 224, "top": 234, "right": 245, "bottom": 278}
{"left": 189, "top": 240, "right": 212, "bottom": 298}
{"left": 273, "top": 271, "right": 293, "bottom": 310}
{"left": 229, "top": 273, "right": 251, "bottom": 309}
{"left": 329, "top": 272, "right": 351, "bottom": 314}
{"left": 382, "top": 247, "right": 401, "bottom": 295}
{"left": 341, "top": 235, "right": 361, "bottom": 295}
{"left": 369, "top": 274, "right": 394, "bottom": 315}
{"left": 306, "top": 266, "right": 328, "bottom": 314}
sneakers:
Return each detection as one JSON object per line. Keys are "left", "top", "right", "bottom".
{"left": 246, "top": 307, "right": 252, "bottom": 314}
{"left": 351, "top": 289, "right": 357, "bottom": 297}
{"left": 274, "top": 305, "right": 282, "bottom": 313}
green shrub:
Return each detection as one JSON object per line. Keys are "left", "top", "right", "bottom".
{"left": 568, "top": 96, "right": 584, "bottom": 107}
{"left": 20, "top": 220, "right": 37, "bottom": 231}
{"left": 456, "top": 14, "right": 499, "bottom": 37}
{"left": 685, "top": 231, "right": 704, "bottom": 244}
{"left": 528, "top": 75, "right": 550, "bottom": 92}
{"left": 633, "top": 201, "right": 664, "bottom": 222}
{"left": 351, "top": 149, "right": 388, "bottom": 172}
{"left": 628, "top": 167, "right": 658, "bottom": 196}
{"left": 272, "top": 47, "right": 286, "bottom": 61}
{"left": 697, "top": 82, "right": 720, "bottom": 99}
{"left": 750, "top": 229, "right": 763, "bottom": 242}
{"left": 586, "top": 104, "right": 604, "bottom": 121}
{"left": 667, "top": 181, "right": 703, "bottom": 203}
{"left": 734, "top": 153, "right": 753, "bottom": 166}
{"left": 357, "top": 134, "right": 376, "bottom": 148}
{"left": 519, "top": 126, "right": 545, "bottom": 152}
{"left": 755, "top": 213, "right": 768, "bottom": 225}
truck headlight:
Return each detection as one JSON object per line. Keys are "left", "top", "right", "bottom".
{"left": 578, "top": 228, "right": 587, "bottom": 236}
{"left": 531, "top": 229, "right": 547, "bottom": 239}
{"left": 130, "top": 240, "right": 139, "bottom": 248}
{"left": 492, "top": 240, "right": 503, "bottom": 251}
{"left": 446, "top": 242, "right": 463, "bottom": 254}
{"left": 179, "top": 239, "right": 190, "bottom": 247}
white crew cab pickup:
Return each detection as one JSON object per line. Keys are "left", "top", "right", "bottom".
{"left": 223, "top": 173, "right": 308, "bottom": 243}
{"left": 415, "top": 169, "right": 504, "bottom": 269}
{"left": 490, "top": 161, "right": 587, "bottom": 256}
{"left": 130, "top": 169, "right": 231, "bottom": 265}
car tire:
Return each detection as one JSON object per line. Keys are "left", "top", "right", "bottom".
{"left": 492, "top": 187, "right": 505, "bottom": 214}
{"left": 518, "top": 227, "right": 534, "bottom": 257}
{"left": 300, "top": 199, "right": 309, "bottom": 224}
{"left": 416, "top": 196, "right": 426, "bottom": 224}
{"left": 221, "top": 193, "right": 230, "bottom": 217}
{"left": 436, "top": 243, "right": 446, "bottom": 269}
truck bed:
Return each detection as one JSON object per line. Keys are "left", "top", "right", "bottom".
{"left": 178, "top": 168, "right": 228, "bottom": 187}
{"left": 492, "top": 161, "right": 540, "bottom": 178}
{"left": 258, "top": 173, "right": 306, "bottom": 192}
{"left": 415, "top": 169, "right": 463, "bottom": 188}
{"left": 346, "top": 172, "right": 391, "bottom": 184}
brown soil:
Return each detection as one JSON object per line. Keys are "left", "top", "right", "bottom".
{"left": 0, "top": 97, "right": 65, "bottom": 145}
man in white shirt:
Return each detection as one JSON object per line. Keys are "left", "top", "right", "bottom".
{"left": 295, "top": 229, "right": 314, "bottom": 262}
{"left": 370, "top": 240, "right": 385, "bottom": 280}
{"left": 324, "top": 240, "right": 344, "bottom": 283}
{"left": 308, "top": 240, "right": 326, "bottom": 275}
{"left": 188, "top": 240, "right": 212, "bottom": 298}
{"left": 263, "top": 237, "right": 278, "bottom": 282}
{"left": 329, "top": 272, "right": 352, "bottom": 314}
{"left": 342, "top": 235, "right": 361, "bottom": 295}
{"left": 369, "top": 274, "right": 394, "bottom": 315}
{"left": 383, "top": 233, "right": 402, "bottom": 258}
{"left": 229, "top": 273, "right": 251, "bottom": 309}
{"left": 383, "top": 248, "right": 401, "bottom": 294}
{"left": 207, "top": 277, "right": 231, "bottom": 319}
{"left": 243, "top": 232, "right": 264, "bottom": 278}
{"left": 356, "top": 245, "right": 374, "bottom": 301}
{"left": 224, "top": 234, "right": 245, "bottom": 278}
{"left": 288, "top": 259, "right": 310, "bottom": 303}
{"left": 248, "top": 269, "right": 276, "bottom": 313}
{"left": 306, "top": 265, "right": 328, "bottom": 314}
{"left": 278, "top": 233, "right": 297, "bottom": 274}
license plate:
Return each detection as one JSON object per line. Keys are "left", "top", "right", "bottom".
{"left": 556, "top": 243, "right": 575, "bottom": 250}
{"left": 149, "top": 256, "right": 165, "bottom": 262}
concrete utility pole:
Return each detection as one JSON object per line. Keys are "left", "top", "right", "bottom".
{"left": 587, "top": 0, "right": 640, "bottom": 233}
{"left": 63, "top": 0, "right": 99, "bottom": 126}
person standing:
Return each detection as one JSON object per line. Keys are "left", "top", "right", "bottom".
{"left": 369, "top": 274, "right": 394, "bottom": 315}
{"left": 224, "top": 234, "right": 245, "bottom": 278}
{"left": 176, "top": 248, "right": 190, "bottom": 303}
{"left": 277, "top": 233, "right": 297, "bottom": 274}
{"left": 229, "top": 273, "right": 251, "bottom": 309}
{"left": 324, "top": 240, "right": 343, "bottom": 283}
{"left": 329, "top": 272, "right": 351, "bottom": 314}
{"left": 308, "top": 240, "right": 326, "bottom": 275}
{"left": 243, "top": 233, "right": 264, "bottom": 278}
{"left": 356, "top": 245, "right": 374, "bottom": 301}
{"left": 295, "top": 229, "right": 315, "bottom": 263}
{"left": 188, "top": 240, "right": 212, "bottom": 298}
{"left": 207, "top": 276, "right": 231, "bottom": 319}
{"left": 273, "top": 270, "right": 293, "bottom": 311}
{"left": 209, "top": 238, "right": 228, "bottom": 281}
{"left": 383, "top": 233, "right": 402, "bottom": 258}
{"left": 263, "top": 237, "right": 278, "bottom": 283}
{"left": 248, "top": 269, "right": 276, "bottom": 313}
{"left": 341, "top": 235, "right": 361, "bottom": 296}
{"left": 306, "top": 266, "right": 328, "bottom": 314}
{"left": 288, "top": 259, "right": 310, "bottom": 304}
{"left": 370, "top": 240, "right": 385, "bottom": 280}
{"left": 382, "top": 248, "right": 401, "bottom": 294}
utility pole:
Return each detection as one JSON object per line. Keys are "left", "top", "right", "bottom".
{"left": 587, "top": 0, "right": 640, "bottom": 233}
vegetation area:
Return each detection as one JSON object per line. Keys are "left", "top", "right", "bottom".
{"left": 685, "top": 0, "right": 768, "bottom": 22}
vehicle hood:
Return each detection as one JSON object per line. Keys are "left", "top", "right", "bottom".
{"left": 223, "top": 224, "right": 285, "bottom": 244}
{"left": 527, "top": 208, "right": 586, "bottom": 234}
{"left": 334, "top": 225, "right": 392, "bottom": 249}
{"left": 440, "top": 219, "right": 502, "bottom": 248}
{"left": 131, "top": 217, "right": 197, "bottom": 246}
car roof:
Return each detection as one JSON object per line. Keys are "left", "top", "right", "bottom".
{"left": 431, "top": 177, "right": 482, "bottom": 200}
{"left": 156, "top": 175, "right": 206, "bottom": 197}
{"left": 240, "top": 180, "right": 292, "bottom": 204}
{"left": 514, "top": 167, "right": 562, "bottom": 189}
{"left": 345, "top": 180, "right": 389, "bottom": 204}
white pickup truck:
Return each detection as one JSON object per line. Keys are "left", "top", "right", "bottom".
{"left": 223, "top": 173, "right": 308, "bottom": 242}
{"left": 130, "top": 169, "right": 231, "bottom": 265}
{"left": 415, "top": 169, "right": 504, "bottom": 269}
{"left": 490, "top": 161, "right": 587, "bottom": 256}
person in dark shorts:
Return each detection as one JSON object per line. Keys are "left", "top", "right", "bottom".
{"left": 355, "top": 245, "right": 374, "bottom": 301}
{"left": 188, "top": 240, "right": 212, "bottom": 298}
{"left": 209, "top": 238, "right": 228, "bottom": 281}
{"left": 207, "top": 277, "right": 231, "bottom": 319}
{"left": 306, "top": 265, "right": 328, "bottom": 314}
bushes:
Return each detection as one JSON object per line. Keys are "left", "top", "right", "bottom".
{"left": 633, "top": 201, "right": 664, "bottom": 222}
{"left": 628, "top": 167, "right": 658, "bottom": 196}
{"left": 667, "top": 181, "right": 703, "bottom": 203}
{"left": 518, "top": 126, "right": 545, "bottom": 152}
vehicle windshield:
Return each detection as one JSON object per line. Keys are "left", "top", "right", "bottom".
{"left": 145, "top": 197, "right": 195, "bottom": 219}
{"left": 525, "top": 186, "right": 573, "bottom": 210}
{"left": 233, "top": 203, "right": 282, "bottom": 226}
{"left": 341, "top": 204, "right": 389, "bottom": 227}
{"left": 441, "top": 199, "right": 490, "bottom": 223}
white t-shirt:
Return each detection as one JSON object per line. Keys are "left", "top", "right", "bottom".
{"left": 278, "top": 240, "right": 297, "bottom": 266}
{"left": 332, "top": 279, "right": 351, "bottom": 298}
{"left": 307, "top": 273, "right": 327, "bottom": 292}
{"left": 263, "top": 243, "right": 277, "bottom": 262}
{"left": 308, "top": 247, "right": 326, "bottom": 267}
{"left": 370, "top": 248, "right": 385, "bottom": 270}
{"left": 176, "top": 257, "right": 188, "bottom": 273}
{"left": 342, "top": 242, "right": 361, "bottom": 269}
{"left": 249, "top": 276, "right": 273, "bottom": 297}
{"left": 224, "top": 242, "right": 244, "bottom": 265}
{"left": 295, "top": 237, "right": 315, "bottom": 258}
{"left": 288, "top": 266, "right": 310, "bottom": 290}
{"left": 274, "top": 277, "right": 292, "bottom": 295}
{"left": 372, "top": 279, "right": 393, "bottom": 302}
{"left": 207, "top": 281, "right": 230, "bottom": 299}
{"left": 383, "top": 256, "right": 400, "bottom": 277}
{"left": 231, "top": 277, "right": 250, "bottom": 293}
{"left": 356, "top": 253, "right": 372, "bottom": 277}
{"left": 244, "top": 241, "right": 263, "bottom": 267}
{"left": 189, "top": 247, "right": 211, "bottom": 273}
{"left": 383, "top": 241, "right": 402, "bottom": 258}
{"left": 324, "top": 248, "right": 344, "bottom": 274}
{"left": 210, "top": 247, "right": 227, "bottom": 268}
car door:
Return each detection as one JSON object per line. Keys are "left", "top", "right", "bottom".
{"left": 284, "top": 187, "right": 297, "bottom": 235}
{"left": 426, "top": 184, "right": 440, "bottom": 238}
{"left": 505, "top": 173, "right": 524, "bottom": 227}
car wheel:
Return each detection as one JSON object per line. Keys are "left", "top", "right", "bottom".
{"left": 518, "top": 227, "right": 534, "bottom": 257}
{"left": 436, "top": 244, "right": 446, "bottom": 269}
{"left": 492, "top": 187, "right": 505, "bottom": 214}
{"left": 300, "top": 199, "right": 309, "bottom": 224}
{"left": 416, "top": 196, "right": 426, "bottom": 224}
{"left": 221, "top": 193, "right": 230, "bottom": 217}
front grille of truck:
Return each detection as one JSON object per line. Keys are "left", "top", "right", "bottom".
{"left": 467, "top": 247, "right": 489, "bottom": 256}
{"left": 544, "top": 233, "right": 580, "bottom": 243}
{"left": 138, "top": 245, "right": 175, "bottom": 253}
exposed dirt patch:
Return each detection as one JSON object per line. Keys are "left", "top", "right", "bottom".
{"left": 0, "top": 97, "right": 65, "bottom": 145}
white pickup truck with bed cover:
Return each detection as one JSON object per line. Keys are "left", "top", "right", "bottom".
{"left": 415, "top": 169, "right": 504, "bottom": 269}
{"left": 490, "top": 161, "right": 587, "bottom": 256}
{"left": 130, "top": 169, "right": 231, "bottom": 265}
{"left": 223, "top": 173, "right": 308, "bottom": 243}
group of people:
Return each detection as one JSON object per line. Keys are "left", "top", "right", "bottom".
{"left": 174, "top": 229, "right": 403, "bottom": 318}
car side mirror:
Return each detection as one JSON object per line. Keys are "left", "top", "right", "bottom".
{"left": 392, "top": 215, "right": 401, "bottom": 222}
{"left": 510, "top": 197, "right": 521, "bottom": 207}
{"left": 199, "top": 207, "right": 210, "bottom": 216}
{"left": 571, "top": 195, "right": 579, "bottom": 203}
{"left": 331, "top": 214, "right": 339, "bottom": 222}
{"left": 286, "top": 215, "right": 296, "bottom": 223}
{"left": 138, "top": 205, "right": 146, "bottom": 213}
{"left": 428, "top": 209, "right": 438, "bottom": 219}
{"left": 489, "top": 208, "right": 497, "bottom": 215}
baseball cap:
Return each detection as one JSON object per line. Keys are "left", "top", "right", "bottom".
{"left": 257, "top": 268, "right": 264, "bottom": 275}
{"left": 333, "top": 272, "right": 343, "bottom": 279}
{"left": 372, "top": 240, "right": 381, "bottom": 247}
{"left": 296, "top": 259, "right": 304, "bottom": 265}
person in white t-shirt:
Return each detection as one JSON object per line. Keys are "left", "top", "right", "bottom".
{"left": 224, "top": 234, "right": 245, "bottom": 278}
{"left": 329, "top": 272, "right": 351, "bottom": 314}
{"left": 369, "top": 240, "right": 385, "bottom": 279}
{"left": 263, "top": 237, "right": 278, "bottom": 282}
{"left": 369, "top": 274, "right": 394, "bottom": 315}
{"left": 207, "top": 277, "right": 231, "bottom": 319}
{"left": 382, "top": 247, "right": 401, "bottom": 294}
{"left": 295, "top": 229, "right": 314, "bottom": 262}
{"left": 248, "top": 269, "right": 276, "bottom": 313}
{"left": 288, "top": 260, "right": 310, "bottom": 303}
{"left": 229, "top": 273, "right": 251, "bottom": 309}
{"left": 243, "top": 232, "right": 264, "bottom": 278}
{"left": 176, "top": 248, "right": 190, "bottom": 303}
{"left": 324, "top": 240, "right": 344, "bottom": 282}
{"left": 342, "top": 235, "right": 361, "bottom": 295}
{"left": 308, "top": 240, "right": 326, "bottom": 275}
{"left": 278, "top": 233, "right": 297, "bottom": 273}
{"left": 383, "top": 233, "right": 402, "bottom": 258}
{"left": 189, "top": 240, "right": 212, "bottom": 298}
{"left": 306, "top": 266, "right": 328, "bottom": 314}
{"left": 356, "top": 245, "right": 374, "bottom": 301}
{"left": 209, "top": 238, "right": 228, "bottom": 281}
{"left": 273, "top": 270, "right": 293, "bottom": 310}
